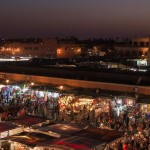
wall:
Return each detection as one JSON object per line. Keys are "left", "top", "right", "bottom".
{"left": 0, "top": 71, "right": 150, "bottom": 95}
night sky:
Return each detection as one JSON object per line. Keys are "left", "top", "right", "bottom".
{"left": 0, "top": 0, "right": 150, "bottom": 39}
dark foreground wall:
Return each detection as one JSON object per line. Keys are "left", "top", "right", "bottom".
{"left": 0, "top": 65, "right": 150, "bottom": 95}
{"left": 0, "top": 65, "right": 146, "bottom": 85}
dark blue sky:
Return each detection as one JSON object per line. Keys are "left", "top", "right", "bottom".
{"left": 0, "top": 0, "right": 150, "bottom": 39}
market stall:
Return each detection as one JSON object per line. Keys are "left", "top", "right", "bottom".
{"left": 0, "top": 83, "right": 30, "bottom": 103}
{"left": 58, "top": 94, "right": 111, "bottom": 123}
{"left": 1, "top": 132, "right": 56, "bottom": 150}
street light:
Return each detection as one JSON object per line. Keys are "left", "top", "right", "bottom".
{"left": 59, "top": 85, "right": 64, "bottom": 90}
{"left": 31, "top": 82, "right": 34, "bottom": 86}
{"left": 6, "top": 79, "right": 9, "bottom": 84}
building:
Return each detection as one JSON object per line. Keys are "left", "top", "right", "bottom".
{"left": 2, "top": 37, "right": 150, "bottom": 61}
{"left": 132, "top": 37, "right": 150, "bottom": 47}
{"left": 57, "top": 41, "right": 82, "bottom": 58}
{"left": 0, "top": 39, "right": 83, "bottom": 59}
{"left": 0, "top": 39, "right": 57, "bottom": 58}
{"left": 114, "top": 37, "right": 150, "bottom": 59}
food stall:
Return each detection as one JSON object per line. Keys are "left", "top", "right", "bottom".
{"left": 59, "top": 95, "right": 111, "bottom": 113}
{"left": 58, "top": 94, "right": 111, "bottom": 123}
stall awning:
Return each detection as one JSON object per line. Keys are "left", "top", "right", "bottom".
{"left": 37, "top": 123, "right": 86, "bottom": 137}
{"left": 2, "top": 132, "right": 56, "bottom": 148}
{"left": 10, "top": 115, "right": 46, "bottom": 127}
{"left": 0, "top": 121, "right": 19, "bottom": 133}
{"left": 37, "top": 136, "right": 105, "bottom": 150}
{"left": 72, "top": 126, "right": 123, "bottom": 144}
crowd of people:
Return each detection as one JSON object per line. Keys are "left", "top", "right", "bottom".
{"left": 97, "top": 107, "right": 150, "bottom": 150}
{"left": 0, "top": 86, "right": 60, "bottom": 121}
{"left": 0, "top": 85, "right": 150, "bottom": 149}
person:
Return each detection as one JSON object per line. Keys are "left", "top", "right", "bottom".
{"left": 70, "top": 110, "right": 74, "bottom": 121}
{"left": 117, "top": 141, "right": 123, "bottom": 150}
{"left": 135, "top": 139, "right": 140, "bottom": 150}
{"left": 123, "top": 112, "right": 127, "bottom": 124}
{"left": 144, "top": 127, "right": 150, "bottom": 137}
{"left": 122, "top": 134, "right": 128, "bottom": 144}
{"left": 123, "top": 143, "right": 127, "bottom": 150}
{"left": 127, "top": 143, "right": 133, "bottom": 150}
{"left": 125, "top": 115, "right": 129, "bottom": 129}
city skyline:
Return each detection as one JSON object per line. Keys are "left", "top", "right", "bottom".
{"left": 0, "top": 0, "right": 150, "bottom": 39}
